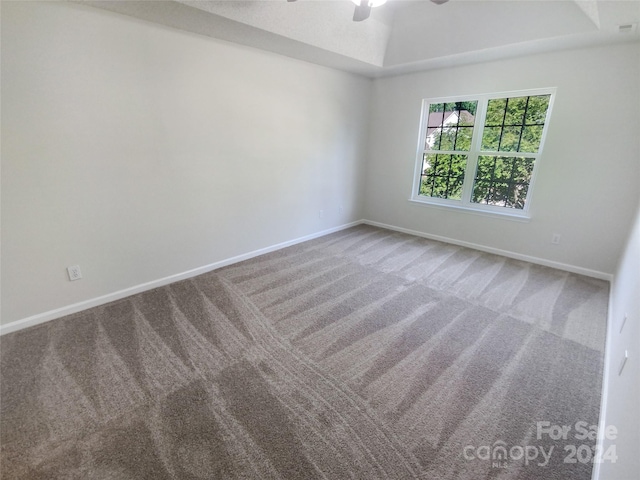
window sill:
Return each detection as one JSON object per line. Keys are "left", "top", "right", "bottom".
{"left": 408, "top": 198, "right": 531, "bottom": 223}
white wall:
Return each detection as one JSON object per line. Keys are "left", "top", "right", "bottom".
{"left": 2, "top": 1, "right": 638, "bottom": 328}
{"left": 364, "top": 42, "right": 640, "bottom": 275}
{"left": 1, "top": 1, "right": 372, "bottom": 325}
{"left": 596, "top": 201, "right": 640, "bottom": 480}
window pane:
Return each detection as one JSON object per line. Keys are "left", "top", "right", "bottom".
{"left": 520, "top": 125, "right": 543, "bottom": 152}
{"left": 525, "top": 95, "right": 550, "bottom": 124}
{"left": 505, "top": 96, "right": 527, "bottom": 126}
{"left": 426, "top": 101, "right": 477, "bottom": 152}
{"left": 507, "top": 184, "right": 529, "bottom": 209}
{"left": 433, "top": 155, "right": 449, "bottom": 176}
{"left": 419, "top": 154, "right": 466, "bottom": 200}
{"left": 438, "top": 127, "right": 455, "bottom": 151}
{"left": 426, "top": 129, "right": 439, "bottom": 150}
{"left": 450, "top": 154, "right": 466, "bottom": 177}
{"left": 482, "top": 127, "right": 501, "bottom": 151}
{"left": 511, "top": 158, "right": 535, "bottom": 183}
{"left": 472, "top": 156, "right": 535, "bottom": 209}
{"left": 473, "top": 181, "right": 490, "bottom": 204}
{"left": 493, "top": 157, "right": 512, "bottom": 181}
{"left": 447, "top": 177, "right": 464, "bottom": 200}
{"left": 419, "top": 176, "right": 433, "bottom": 196}
{"left": 458, "top": 107, "right": 476, "bottom": 125}
{"left": 454, "top": 126, "right": 473, "bottom": 151}
{"left": 426, "top": 104, "right": 446, "bottom": 149}
{"left": 428, "top": 103, "right": 447, "bottom": 125}
{"left": 444, "top": 102, "right": 458, "bottom": 113}
{"left": 499, "top": 126, "right": 521, "bottom": 152}
{"left": 491, "top": 183, "right": 510, "bottom": 206}
{"left": 475, "top": 157, "right": 492, "bottom": 179}
{"left": 485, "top": 98, "right": 506, "bottom": 126}
{"left": 483, "top": 95, "right": 551, "bottom": 154}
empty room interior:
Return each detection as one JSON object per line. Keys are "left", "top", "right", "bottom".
{"left": 1, "top": 0, "right": 639, "bottom": 479}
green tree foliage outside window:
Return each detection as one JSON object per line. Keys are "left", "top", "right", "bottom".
{"left": 421, "top": 101, "right": 477, "bottom": 199}
{"left": 420, "top": 154, "right": 466, "bottom": 200}
{"left": 482, "top": 95, "right": 549, "bottom": 153}
{"left": 427, "top": 102, "right": 476, "bottom": 152}
{"left": 472, "top": 156, "right": 534, "bottom": 209}
{"left": 418, "top": 92, "right": 552, "bottom": 211}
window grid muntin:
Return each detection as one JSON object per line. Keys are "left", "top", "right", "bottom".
{"left": 482, "top": 94, "right": 550, "bottom": 153}
{"left": 420, "top": 153, "right": 466, "bottom": 200}
{"left": 412, "top": 89, "right": 554, "bottom": 217}
{"left": 420, "top": 100, "right": 479, "bottom": 202}
{"left": 472, "top": 155, "right": 535, "bottom": 209}
{"left": 426, "top": 101, "right": 477, "bottom": 152}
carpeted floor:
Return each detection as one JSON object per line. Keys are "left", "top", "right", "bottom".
{"left": 0, "top": 225, "right": 609, "bottom": 479}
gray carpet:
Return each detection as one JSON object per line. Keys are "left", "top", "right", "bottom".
{"left": 0, "top": 225, "right": 608, "bottom": 479}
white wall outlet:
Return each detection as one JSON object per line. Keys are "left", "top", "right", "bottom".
{"left": 319, "top": 209, "right": 324, "bottom": 219}
{"left": 617, "top": 23, "right": 637, "bottom": 35}
{"left": 67, "top": 265, "right": 82, "bottom": 281}
{"left": 339, "top": 205, "right": 344, "bottom": 214}
{"left": 551, "top": 233, "right": 561, "bottom": 245}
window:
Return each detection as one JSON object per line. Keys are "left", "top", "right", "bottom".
{"left": 411, "top": 88, "right": 555, "bottom": 218}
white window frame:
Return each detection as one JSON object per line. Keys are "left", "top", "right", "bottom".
{"left": 409, "top": 87, "right": 556, "bottom": 220}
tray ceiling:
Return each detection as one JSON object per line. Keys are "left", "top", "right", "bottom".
{"left": 80, "top": 0, "right": 640, "bottom": 77}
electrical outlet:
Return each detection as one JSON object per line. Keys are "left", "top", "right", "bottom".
{"left": 319, "top": 210, "right": 324, "bottom": 219}
{"left": 551, "top": 233, "right": 561, "bottom": 245}
{"left": 67, "top": 265, "right": 82, "bottom": 281}
{"left": 618, "top": 23, "right": 637, "bottom": 34}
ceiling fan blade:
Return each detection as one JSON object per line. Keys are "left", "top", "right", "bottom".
{"left": 353, "top": 0, "right": 371, "bottom": 21}
{"left": 430, "top": 0, "right": 449, "bottom": 4}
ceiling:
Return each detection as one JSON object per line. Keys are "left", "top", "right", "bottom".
{"left": 81, "top": 0, "right": 640, "bottom": 77}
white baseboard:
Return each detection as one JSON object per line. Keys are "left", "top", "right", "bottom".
{"left": 362, "top": 219, "right": 613, "bottom": 282}
{"left": 0, "top": 221, "right": 363, "bottom": 336}
{"left": 2, "top": 218, "right": 612, "bottom": 336}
